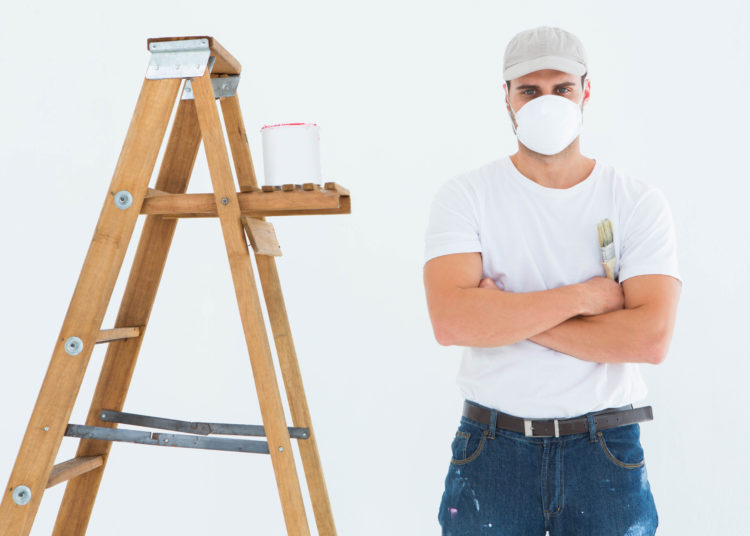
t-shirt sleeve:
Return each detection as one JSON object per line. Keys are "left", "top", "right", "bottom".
{"left": 617, "top": 187, "right": 682, "bottom": 285}
{"left": 423, "top": 177, "right": 482, "bottom": 265}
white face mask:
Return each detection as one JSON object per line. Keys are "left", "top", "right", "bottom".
{"left": 508, "top": 93, "right": 585, "bottom": 155}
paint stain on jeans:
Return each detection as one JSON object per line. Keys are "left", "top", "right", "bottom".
{"left": 625, "top": 520, "right": 650, "bottom": 536}
{"left": 444, "top": 474, "right": 480, "bottom": 521}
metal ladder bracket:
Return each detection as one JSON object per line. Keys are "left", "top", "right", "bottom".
{"left": 146, "top": 38, "right": 211, "bottom": 80}
{"left": 182, "top": 74, "right": 241, "bottom": 101}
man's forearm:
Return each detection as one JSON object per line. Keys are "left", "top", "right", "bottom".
{"left": 436, "top": 284, "right": 585, "bottom": 347}
{"left": 528, "top": 306, "right": 662, "bottom": 364}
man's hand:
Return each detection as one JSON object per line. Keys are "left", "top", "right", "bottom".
{"left": 480, "top": 275, "right": 624, "bottom": 316}
{"left": 578, "top": 276, "right": 625, "bottom": 316}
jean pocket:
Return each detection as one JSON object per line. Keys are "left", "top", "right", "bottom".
{"left": 449, "top": 422, "right": 488, "bottom": 466}
{"left": 596, "top": 423, "right": 646, "bottom": 469}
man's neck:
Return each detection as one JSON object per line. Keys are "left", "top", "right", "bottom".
{"left": 509, "top": 140, "right": 596, "bottom": 189}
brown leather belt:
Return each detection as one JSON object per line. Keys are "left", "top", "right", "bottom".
{"left": 462, "top": 399, "right": 653, "bottom": 438}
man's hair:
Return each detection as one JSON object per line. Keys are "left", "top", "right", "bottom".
{"left": 506, "top": 72, "right": 587, "bottom": 92}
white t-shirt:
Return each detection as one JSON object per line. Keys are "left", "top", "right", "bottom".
{"left": 423, "top": 155, "right": 682, "bottom": 419}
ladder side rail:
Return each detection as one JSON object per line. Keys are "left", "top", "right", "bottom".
{"left": 221, "top": 93, "right": 338, "bottom": 535}
{"left": 52, "top": 98, "right": 202, "bottom": 536}
{"left": 192, "top": 71, "right": 311, "bottom": 535}
{"left": 0, "top": 76, "right": 181, "bottom": 536}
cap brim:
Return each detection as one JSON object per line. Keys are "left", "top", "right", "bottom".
{"left": 504, "top": 55, "right": 586, "bottom": 80}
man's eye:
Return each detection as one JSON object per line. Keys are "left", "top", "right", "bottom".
{"left": 522, "top": 88, "right": 571, "bottom": 95}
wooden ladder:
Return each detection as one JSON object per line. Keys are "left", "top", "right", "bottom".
{"left": 0, "top": 35, "right": 347, "bottom": 535}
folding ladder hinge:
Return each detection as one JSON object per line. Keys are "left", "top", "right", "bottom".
{"left": 146, "top": 37, "right": 212, "bottom": 80}
{"left": 182, "top": 74, "right": 241, "bottom": 100}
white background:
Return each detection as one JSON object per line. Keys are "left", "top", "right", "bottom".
{"left": 1, "top": 1, "right": 747, "bottom": 534}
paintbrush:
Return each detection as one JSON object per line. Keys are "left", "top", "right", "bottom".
{"left": 597, "top": 218, "right": 616, "bottom": 280}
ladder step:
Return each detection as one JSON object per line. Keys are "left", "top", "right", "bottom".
{"left": 47, "top": 455, "right": 104, "bottom": 489}
{"left": 140, "top": 187, "right": 349, "bottom": 218}
{"left": 96, "top": 327, "right": 141, "bottom": 343}
{"left": 65, "top": 424, "right": 271, "bottom": 454}
{"left": 98, "top": 409, "right": 310, "bottom": 439}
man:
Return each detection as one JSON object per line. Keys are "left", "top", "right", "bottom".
{"left": 423, "top": 26, "right": 682, "bottom": 535}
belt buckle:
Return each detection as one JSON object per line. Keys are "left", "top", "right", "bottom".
{"left": 524, "top": 418, "right": 560, "bottom": 437}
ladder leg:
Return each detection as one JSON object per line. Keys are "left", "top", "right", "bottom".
{"left": 219, "top": 94, "right": 259, "bottom": 193}
{"left": 192, "top": 71, "right": 311, "bottom": 535}
{"left": 221, "top": 94, "right": 338, "bottom": 536}
{"left": 51, "top": 98, "right": 202, "bottom": 535}
{"left": 0, "top": 76, "right": 181, "bottom": 536}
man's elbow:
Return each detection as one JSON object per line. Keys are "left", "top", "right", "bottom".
{"left": 433, "top": 319, "right": 458, "bottom": 346}
{"left": 432, "top": 308, "right": 474, "bottom": 346}
{"left": 645, "top": 329, "right": 672, "bottom": 365}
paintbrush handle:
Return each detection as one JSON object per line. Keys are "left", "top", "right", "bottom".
{"left": 602, "top": 257, "right": 616, "bottom": 280}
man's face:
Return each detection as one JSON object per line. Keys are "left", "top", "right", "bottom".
{"left": 504, "top": 69, "right": 590, "bottom": 130}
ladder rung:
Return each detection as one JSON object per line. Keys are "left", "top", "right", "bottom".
{"left": 46, "top": 455, "right": 104, "bottom": 489}
{"left": 96, "top": 327, "right": 141, "bottom": 343}
{"left": 65, "top": 424, "right": 271, "bottom": 454}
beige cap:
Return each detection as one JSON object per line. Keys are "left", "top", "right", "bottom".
{"left": 503, "top": 26, "right": 588, "bottom": 81}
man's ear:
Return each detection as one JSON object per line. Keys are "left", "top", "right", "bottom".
{"left": 583, "top": 78, "right": 591, "bottom": 105}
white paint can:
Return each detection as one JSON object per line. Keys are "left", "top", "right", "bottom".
{"left": 260, "top": 122, "right": 321, "bottom": 186}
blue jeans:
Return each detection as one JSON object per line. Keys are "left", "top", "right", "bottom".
{"left": 438, "top": 400, "right": 659, "bottom": 535}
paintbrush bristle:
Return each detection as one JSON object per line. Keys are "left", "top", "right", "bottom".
{"left": 597, "top": 218, "right": 614, "bottom": 247}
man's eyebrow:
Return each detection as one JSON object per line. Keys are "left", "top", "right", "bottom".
{"left": 515, "top": 81, "right": 576, "bottom": 90}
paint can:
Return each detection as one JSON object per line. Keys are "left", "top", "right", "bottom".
{"left": 260, "top": 122, "right": 321, "bottom": 186}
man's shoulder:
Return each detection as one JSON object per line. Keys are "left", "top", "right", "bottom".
{"left": 598, "top": 161, "right": 663, "bottom": 205}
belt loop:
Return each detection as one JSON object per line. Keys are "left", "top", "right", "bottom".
{"left": 586, "top": 412, "right": 597, "bottom": 442}
{"left": 488, "top": 409, "right": 497, "bottom": 439}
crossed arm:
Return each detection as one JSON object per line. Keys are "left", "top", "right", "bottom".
{"left": 526, "top": 273, "right": 681, "bottom": 364}
{"left": 423, "top": 252, "right": 682, "bottom": 365}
